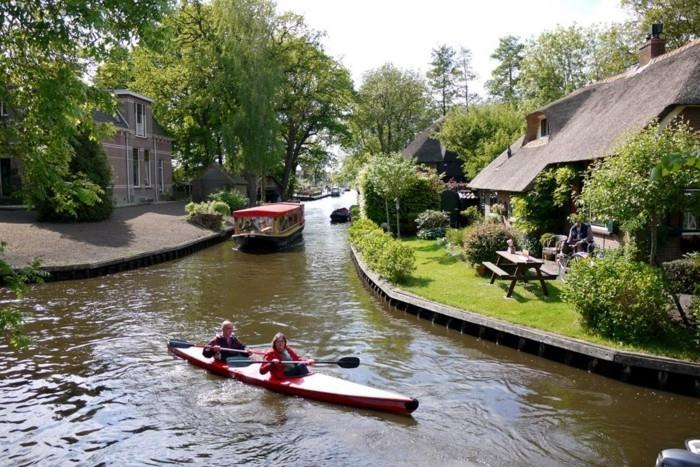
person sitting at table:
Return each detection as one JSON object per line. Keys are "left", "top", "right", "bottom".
{"left": 565, "top": 216, "right": 594, "bottom": 254}
{"left": 259, "top": 332, "right": 314, "bottom": 379}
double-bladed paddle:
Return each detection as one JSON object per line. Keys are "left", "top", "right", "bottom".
{"left": 168, "top": 339, "right": 360, "bottom": 369}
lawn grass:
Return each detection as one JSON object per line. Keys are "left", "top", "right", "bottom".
{"left": 397, "top": 238, "right": 700, "bottom": 362}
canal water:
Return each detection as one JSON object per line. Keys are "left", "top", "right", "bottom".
{"left": 1, "top": 192, "right": 699, "bottom": 466}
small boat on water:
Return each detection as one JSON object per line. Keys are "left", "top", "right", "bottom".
{"left": 167, "top": 342, "right": 419, "bottom": 417}
{"left": 330, "top": 207, "right": 351, "bottom": 223}
{"left": 231, "top": 202, "right": 304, "bottom": 251}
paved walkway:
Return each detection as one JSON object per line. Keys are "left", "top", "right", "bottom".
{"left": 0, "top": 202, "right": 217, "bottom": 268}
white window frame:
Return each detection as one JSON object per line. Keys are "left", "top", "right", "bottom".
{"left": 0, "top": 101, "right": 7, "bottom": 117}
{"left": 132, "top": 148, "right": 141, "bottom": 187}
{"left": 683, "top": 189, "right": 699, "bottom": 232}
{"left": 135, "top": 102, "right": 146, "bottom": 137}
{"left": 158, "top": 159, "right": 164, "bottom": 193}
{"left": 539, "top": 118, "right": 549, "bottom": 138}
{"left": 143, "top": 150, "right": 151, "bottom": 187}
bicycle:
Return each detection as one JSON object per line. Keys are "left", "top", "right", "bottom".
{"left": 556, "top": 241, "right": 595, "bottom": 281}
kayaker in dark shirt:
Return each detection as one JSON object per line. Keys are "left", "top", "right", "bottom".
{"left": 259, "top": 332, "right": 314, "bottom": 379}
{"left": 203, "top": 320, "right": 251, "bottom": 362}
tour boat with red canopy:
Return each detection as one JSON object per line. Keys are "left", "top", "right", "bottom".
{"left": 167, "top": 340, "right": 419, "bottom": 417}
{"left": 231, "top": 202, "right": 304, "bottom": 251}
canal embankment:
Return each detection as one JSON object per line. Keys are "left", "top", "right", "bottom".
{"left": 350, "top": 246, "right": 700, "bottom": 398}
{"left": 0, "top": 201, "right": 232, "bottom": 281}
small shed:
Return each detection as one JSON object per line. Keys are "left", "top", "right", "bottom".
{"left": 190, "top": 163, "right": 247, "bottom": 202}
{"left": 262, "top": 176, "right": 283, "bottom": 202}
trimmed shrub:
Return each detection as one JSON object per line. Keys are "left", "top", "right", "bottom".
{"left": 348, "top": 218, "right": 415, "bottom": 282}
{"left": 690, "top": 288, "right": 700, "bottom": 347}
{"left": 415, "top": 210, "right": 449, "bottom": 230}
{"left": 415, "top": 209, "right": 449, "bottom": 239}
{"left": 445, "top": 227, "right": 466, "bottom": 248}
{"left": 661, "top": 256, "right": 700, "bottom": 295}
{"left": 460, "top": 206, "right": 482, "bottom": 225}
{"left": 185, "top": 201, "right": 224, "bottom": 230}
{"left": 417, "top": 228, "right": 446, "bottom": 240}
{"left": 208, "top": 189, "right": 248, "bottom": 213}
{"left": 349, "top": 205, "right": 360, "bottom": 220}
{"left": 562, "top": 253, "right": 669, "bottom": 342}
{"left": 462, "top": 223, "right": 521, "bottom": 265}
{"left": 209, "top": 200, "right": 231, "bottom": 217}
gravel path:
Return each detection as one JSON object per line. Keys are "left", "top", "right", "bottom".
{"left": 0, "top": 202, "right": 217, "bottom": 268}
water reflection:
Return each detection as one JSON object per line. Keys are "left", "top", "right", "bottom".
{"left": 1, "top": 191, "right": 699, "bottom": 465}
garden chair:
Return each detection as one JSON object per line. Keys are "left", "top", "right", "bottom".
{"left": 542, "top": 234, "right": 568, "bottom": 261}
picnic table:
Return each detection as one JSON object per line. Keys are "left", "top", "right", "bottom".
{"left": 482, "top": 250, "right": 557, "bottom": 298}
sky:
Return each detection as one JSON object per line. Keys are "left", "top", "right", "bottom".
{"left": 275, "top": 0, "right": 631, "bottom": 95}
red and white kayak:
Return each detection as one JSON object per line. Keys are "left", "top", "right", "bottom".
{"left": 168, "top": 344, "right": 419, "bottom": 417}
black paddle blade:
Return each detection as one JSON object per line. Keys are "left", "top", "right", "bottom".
{"left": 336, "top": 357, "right": 360, "bottom": 368}
{"left": 168, "top": 339, "right": 195, "bottom": 349}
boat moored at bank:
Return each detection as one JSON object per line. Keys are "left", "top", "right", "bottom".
{"left": 231, "top": 202, "right": 304, "bottom": 251}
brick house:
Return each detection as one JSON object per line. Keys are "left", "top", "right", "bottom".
{"left": 0, "top": 89, "right": 173, "bottom": 206}
{"left": 468, "top": 30, "right": 700, "bottom": 259}
{"left": 101, "top": 90, "right": 173, "bottom": 205}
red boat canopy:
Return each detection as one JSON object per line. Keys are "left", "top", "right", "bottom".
{"left": 232, "top": 203, "right": 302, "bottom": 218}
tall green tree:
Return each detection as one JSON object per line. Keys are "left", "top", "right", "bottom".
{"left": 427, "top": 45, "right": 460, "bottom": 116}
{"left": 37, "top": 128, "right": 114, "bottom": 222}
{"left": 107, "top": 1, "right": 227, "bottom": 178}
{"left": 437, "top": 104, "right": 524, "bottom": 179}
{"left": 518, "top": 25, "right": 590, "bottom": 109}
{"left": 349, "top": 64, "right": 433, "bottom": 156}
{"left": 0, "top": 0, "right": 171, "bottom": 213}
{"left": 486, "top": 35, "right": 525, "bottom": 104}
{"left": 214, "top": 0, "right": 283, "bottom": 204}
{"left": 588, "top": 23, "right": 638, "bottom": 82}
{"left": 276, "top": 16, "right": 354, "bottom": 199}
{"left": 456, "top": 47, "right": 478, "bottom": 109}
{"left": 0, "top": 0, "right": 170, "bottom": 344}
{"left": 364, "top": 153, "right": 416, "bottom": 238}
{"left": 622, "top": 0, "right": 700, "bottom": 49}
{"left": 578, "top": 123, "right": 700, "bottom": 264}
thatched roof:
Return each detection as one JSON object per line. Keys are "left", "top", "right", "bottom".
{"left": 402, "top": 118, "right": 464, "bottom": 179}
{"left": 402, "top": 119, "right": 447, "bottom": 163}
{"left": 469, "top": 38, "right": 700, "bottom": 193}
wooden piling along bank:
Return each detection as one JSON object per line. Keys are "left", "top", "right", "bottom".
{"left": 350, "top": 247, "right": 700, "bottom": 398}
{"left": 42, "top": 229, "right": 233, "bottom": 282}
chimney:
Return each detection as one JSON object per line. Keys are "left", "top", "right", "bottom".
{"left": 639, "top": 23, "right": 665, "bottom": 66}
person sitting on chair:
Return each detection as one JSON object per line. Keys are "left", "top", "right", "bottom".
{"left": 565, "top": 217, "right": 594, "bottom": 254}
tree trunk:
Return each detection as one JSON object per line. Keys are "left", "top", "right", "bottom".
{"left": 245, "top": 171, "right": 258, "bottom": 207}
{"left": 649, "top": 223, "right": 658, "bottom": 265}
{"left": 281, "top": 145, "right": 294, "bottom": 201}
{"left": 385, "top": 198, "right": 391, "bottom": 233}
{"left": 395, "top": 198, "right": 401, "bottom": 239}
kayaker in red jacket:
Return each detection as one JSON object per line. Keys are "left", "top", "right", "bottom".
{"left": 203, "top": 320, "right": 251, "bottom": 362}
{"left": 260, "top": 332, "right": 314, "bottom": 379}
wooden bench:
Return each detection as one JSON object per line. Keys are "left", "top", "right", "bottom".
{"left": 538, "top": 264, "right": 560, "bottom": 280}
{"left": 483, "top": 261, "right": 513, "bottom": 284}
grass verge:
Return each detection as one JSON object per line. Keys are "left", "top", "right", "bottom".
{"left": 396, "top": 238, "right": 700, "bottom": 362}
